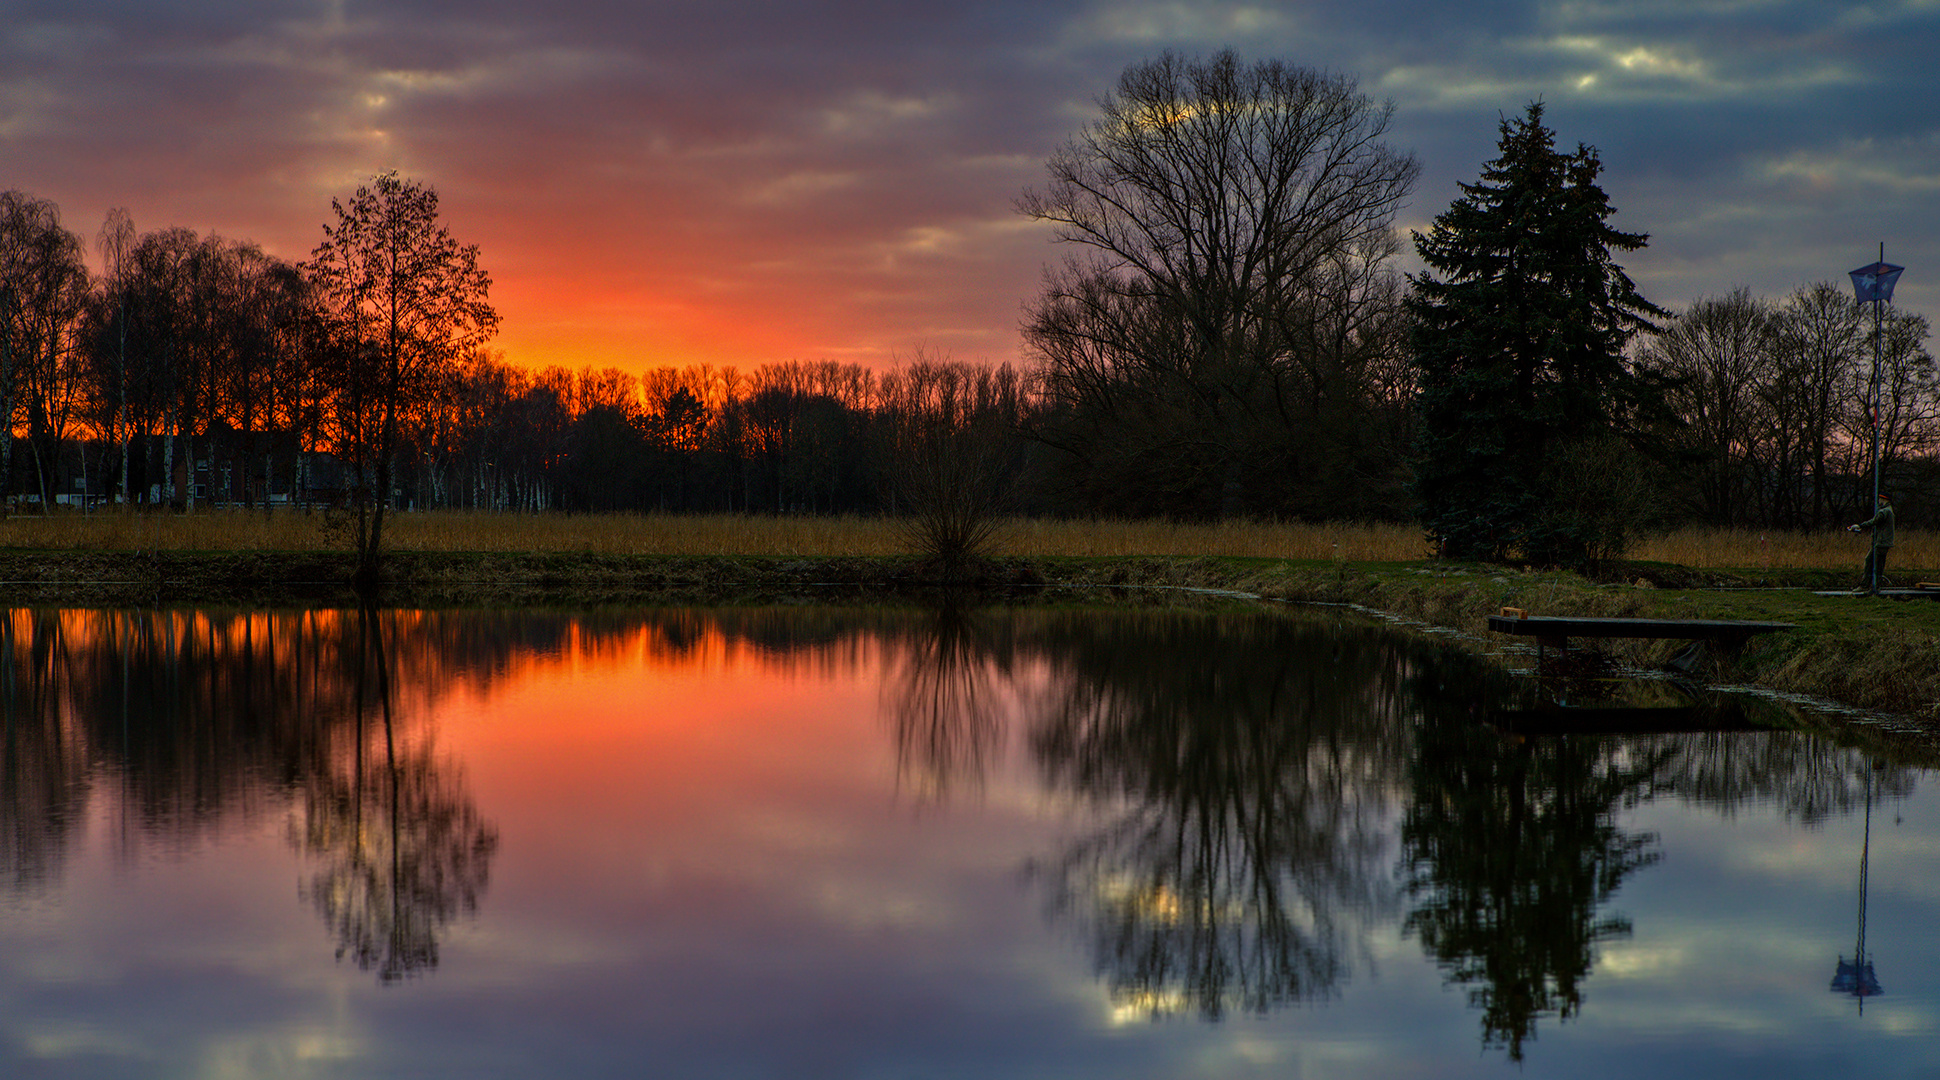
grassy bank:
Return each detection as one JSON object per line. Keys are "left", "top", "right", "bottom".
{"left": 1226, "top": 560, "right": 1940, "bottom": 722}
{"left": 2, "top": 510, "right": 1936, "bottom": 723}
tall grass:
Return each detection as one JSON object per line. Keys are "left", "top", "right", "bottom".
{"left": 0, "top": 509, "right": 1929, "bottom": 570}
{"left": 1634, "top": 526, "right": 1934, "bottom": 572}
{"left": 1001, "top": 518, "right": 1435, "bottom": 560}
{"left": 0, "top": 510, "right": 908, "bottom": 556}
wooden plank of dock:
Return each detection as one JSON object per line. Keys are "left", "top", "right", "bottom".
{"left": 1486, "top": 615, "right": 1796, "bottom": 641}
{"left": 1486, "top": 615, "right": 1795, "bottom": 661}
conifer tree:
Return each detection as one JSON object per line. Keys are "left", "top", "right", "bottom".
{"left": 1407, "top": 103, "right": 1664, "bottom": 563}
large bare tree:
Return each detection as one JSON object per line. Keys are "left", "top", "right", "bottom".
{"left": 0, "top": 191, "right": 91, "bottom": 507}
{"left": 1639, "top": 289, "right": 1777, "bottom": 525}
{"left": 1018, "top": 51, "right": 1419, "bottom": 518}
{"left": 94, "top": 208, "right": 136, "bottom": 504}
{"left": 306, "top": 173, "right": 497, "bottom": 584}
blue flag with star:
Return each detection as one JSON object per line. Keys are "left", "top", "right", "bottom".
{"left": 1850, "top": 261, "right": 1904, "bottom": 303}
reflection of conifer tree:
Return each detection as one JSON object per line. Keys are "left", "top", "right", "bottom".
{"left": 1029, "top": 614, "right": 1416, "bottom": 1019}
{"left": 1401, "top": 714, "right": 1665, "bottom": 1061}
{"left": 292, "top": 607, "right": 498, "bottom": 984}
{"left": 884, "top": 601, "right": 1015, "bottom": 800}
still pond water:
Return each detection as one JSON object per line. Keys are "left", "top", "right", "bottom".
{"left": 1, "top": 604, "right": 1937, "bottom": 1079}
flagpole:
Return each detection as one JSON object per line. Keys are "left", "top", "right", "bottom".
{"left": 1871, "top": 241, "right": 1882, "bottom": 594}
{"left": 1849, "top": 251, "right": 1902, "bottom": 595}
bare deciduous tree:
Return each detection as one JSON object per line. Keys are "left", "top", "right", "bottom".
{"left": 1643, "top": 283, "right": 1937, "bottom": 528}
{"left": 0, "top": 191, "right": 91, "bottom": 508}
{"left": 880, "top": 358, "right": 1023, "bottom": 577}
{"left": 94, "top": 208, "right": 136, "bottom": 504}
{"left": 1018, "top": 51, "right": 1419, "bottom": 518}
{"left": 1773, "top": 282, "right": 1864, "bottom": 528}
{"left": 306, "top": 173, "right": 498, "bottom": 585}
{"left": 1639, "top": 288, "right": 1776, "bottom": 525}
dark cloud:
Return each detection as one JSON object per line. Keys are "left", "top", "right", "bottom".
{"left": 4, "top": 0, "right": 1937, "bottom": 367}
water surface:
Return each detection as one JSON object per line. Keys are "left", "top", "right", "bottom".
{"left": 0, "top": 605, "right": 1935, "bottom": 1078}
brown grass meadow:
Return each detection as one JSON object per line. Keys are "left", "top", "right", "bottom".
{"left": 0, "top": 509, "right": 1928, "bottom": 571}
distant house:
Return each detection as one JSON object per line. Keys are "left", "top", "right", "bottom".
{"left": 5, "top": 430, "right": 354, "bottom": 511}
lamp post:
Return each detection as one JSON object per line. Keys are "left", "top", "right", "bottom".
{"left": 1848, "top": 249, "right": 1903, "bottom": 594}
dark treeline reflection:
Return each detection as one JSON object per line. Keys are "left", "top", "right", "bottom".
{"left": 1021, "top": 612, "right": 1430, "bottom": 1019}
{"left": 1647, "top": 730, "right": 1917, "bottom": 823}
{"left": 0, "top": 605, "right": 1923, "bottom": 1027}
{"left": 1400, "top": 702, "right": 1666, "bottom": 1062}
{"left": 0, "top": 612, "right": 87, "bottom": 893}
{"left": 0, "top": 608, "right": 499, "bottom": 984}
{"left": 871, "top": 604, "right": 1927, "bottom": 1053}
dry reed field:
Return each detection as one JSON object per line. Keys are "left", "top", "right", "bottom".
{"left": 0, "top": 509, "right": 1927, "bottom": 569}
{"left": 1634, "top": 526, "right": 1934, "bottom": 571}
{"left": 1001, "top": 518, "right": 1435, "bottom": 560}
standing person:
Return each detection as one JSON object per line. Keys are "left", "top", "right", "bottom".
{"left": 1848, "top": 493, "right": 1895, "bottom": 594}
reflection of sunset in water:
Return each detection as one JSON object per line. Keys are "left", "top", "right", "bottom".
{"left": 2, "top": 606, "right": 1939, "bottom": 1078}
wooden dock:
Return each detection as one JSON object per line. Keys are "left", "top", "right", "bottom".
{"left": 1486, "top": 613, "right": 1796, "bottom": 653}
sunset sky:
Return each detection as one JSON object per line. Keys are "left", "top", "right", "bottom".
{"left": 6, "top": 0, "right": 1937, "bottom": 376}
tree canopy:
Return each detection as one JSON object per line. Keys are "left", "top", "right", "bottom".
{"left": 0, "top": 191, "right": 92, "bottom": 508}
{"left": 306, "top": 173, "right": 498, "bottom": 580}
{"left": 1020, "top": 50, "right": 1420, "bottom": 519}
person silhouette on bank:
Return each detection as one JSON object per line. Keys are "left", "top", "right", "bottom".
{"left": 1848, "top": 493, "right": 1895, "bottom": 594}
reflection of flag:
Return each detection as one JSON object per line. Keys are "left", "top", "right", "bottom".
{"left": 1849, "top": 261, "right": 1905, "bottom": 303}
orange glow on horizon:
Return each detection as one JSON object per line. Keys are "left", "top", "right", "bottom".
{"left": 6, "top": 610, "right": 900, "bottom": 808}
{"left": 483, "top": 271, "right": 953, "bottom": 377}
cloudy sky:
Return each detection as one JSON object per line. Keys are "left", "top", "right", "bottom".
{"left": 5, "top": 0, "right": 1937, "bottom": 374}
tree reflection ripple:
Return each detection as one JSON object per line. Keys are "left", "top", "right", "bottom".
{"left": 882, "top": 603, "right": 1932, "bottom": 1052}
{"left": 291, "top": 607, "right": 499, "bottom": 983}
{"left": 0, "top": 608, "right": 499, "bottom": 985}
{"left": 885, "top": 608, "right": 1423, "bottom": 1019}
{"left": 2, "top": 602, "right": 1929, "bottom": 1053}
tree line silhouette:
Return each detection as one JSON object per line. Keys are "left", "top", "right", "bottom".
{"left": 1, "top": 184, "right": 1050, "bottom": 525}
{"left": 3, "top": 56, "right": 1936, "bottom": 540}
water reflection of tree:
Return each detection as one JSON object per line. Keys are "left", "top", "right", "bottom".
{"left": 1648, "top": 728, "right": 1917, "bottom": 824}
{"left": 0, "top": 606, "right": 729, "bottom": 904}
{"left": 0, "top": 607, "right": 500, "bottom": 983}
{"left": 292, "top": 607, "right": 499, "bottom": 983}
{"left": 883, "top": 601, "right": 1018, "bottom": 801}
{"left": 1026, "top": 613, "right": 1418, "bottom": 1019}
{"left": 1401, "top": 705, "right": 1667, "bottom": 1061}
{"left": 5, "top": 600, "right": 1936, "bottom": 1019}
{"left": 0, "top": 612, "right": 88, "bottom": 892}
